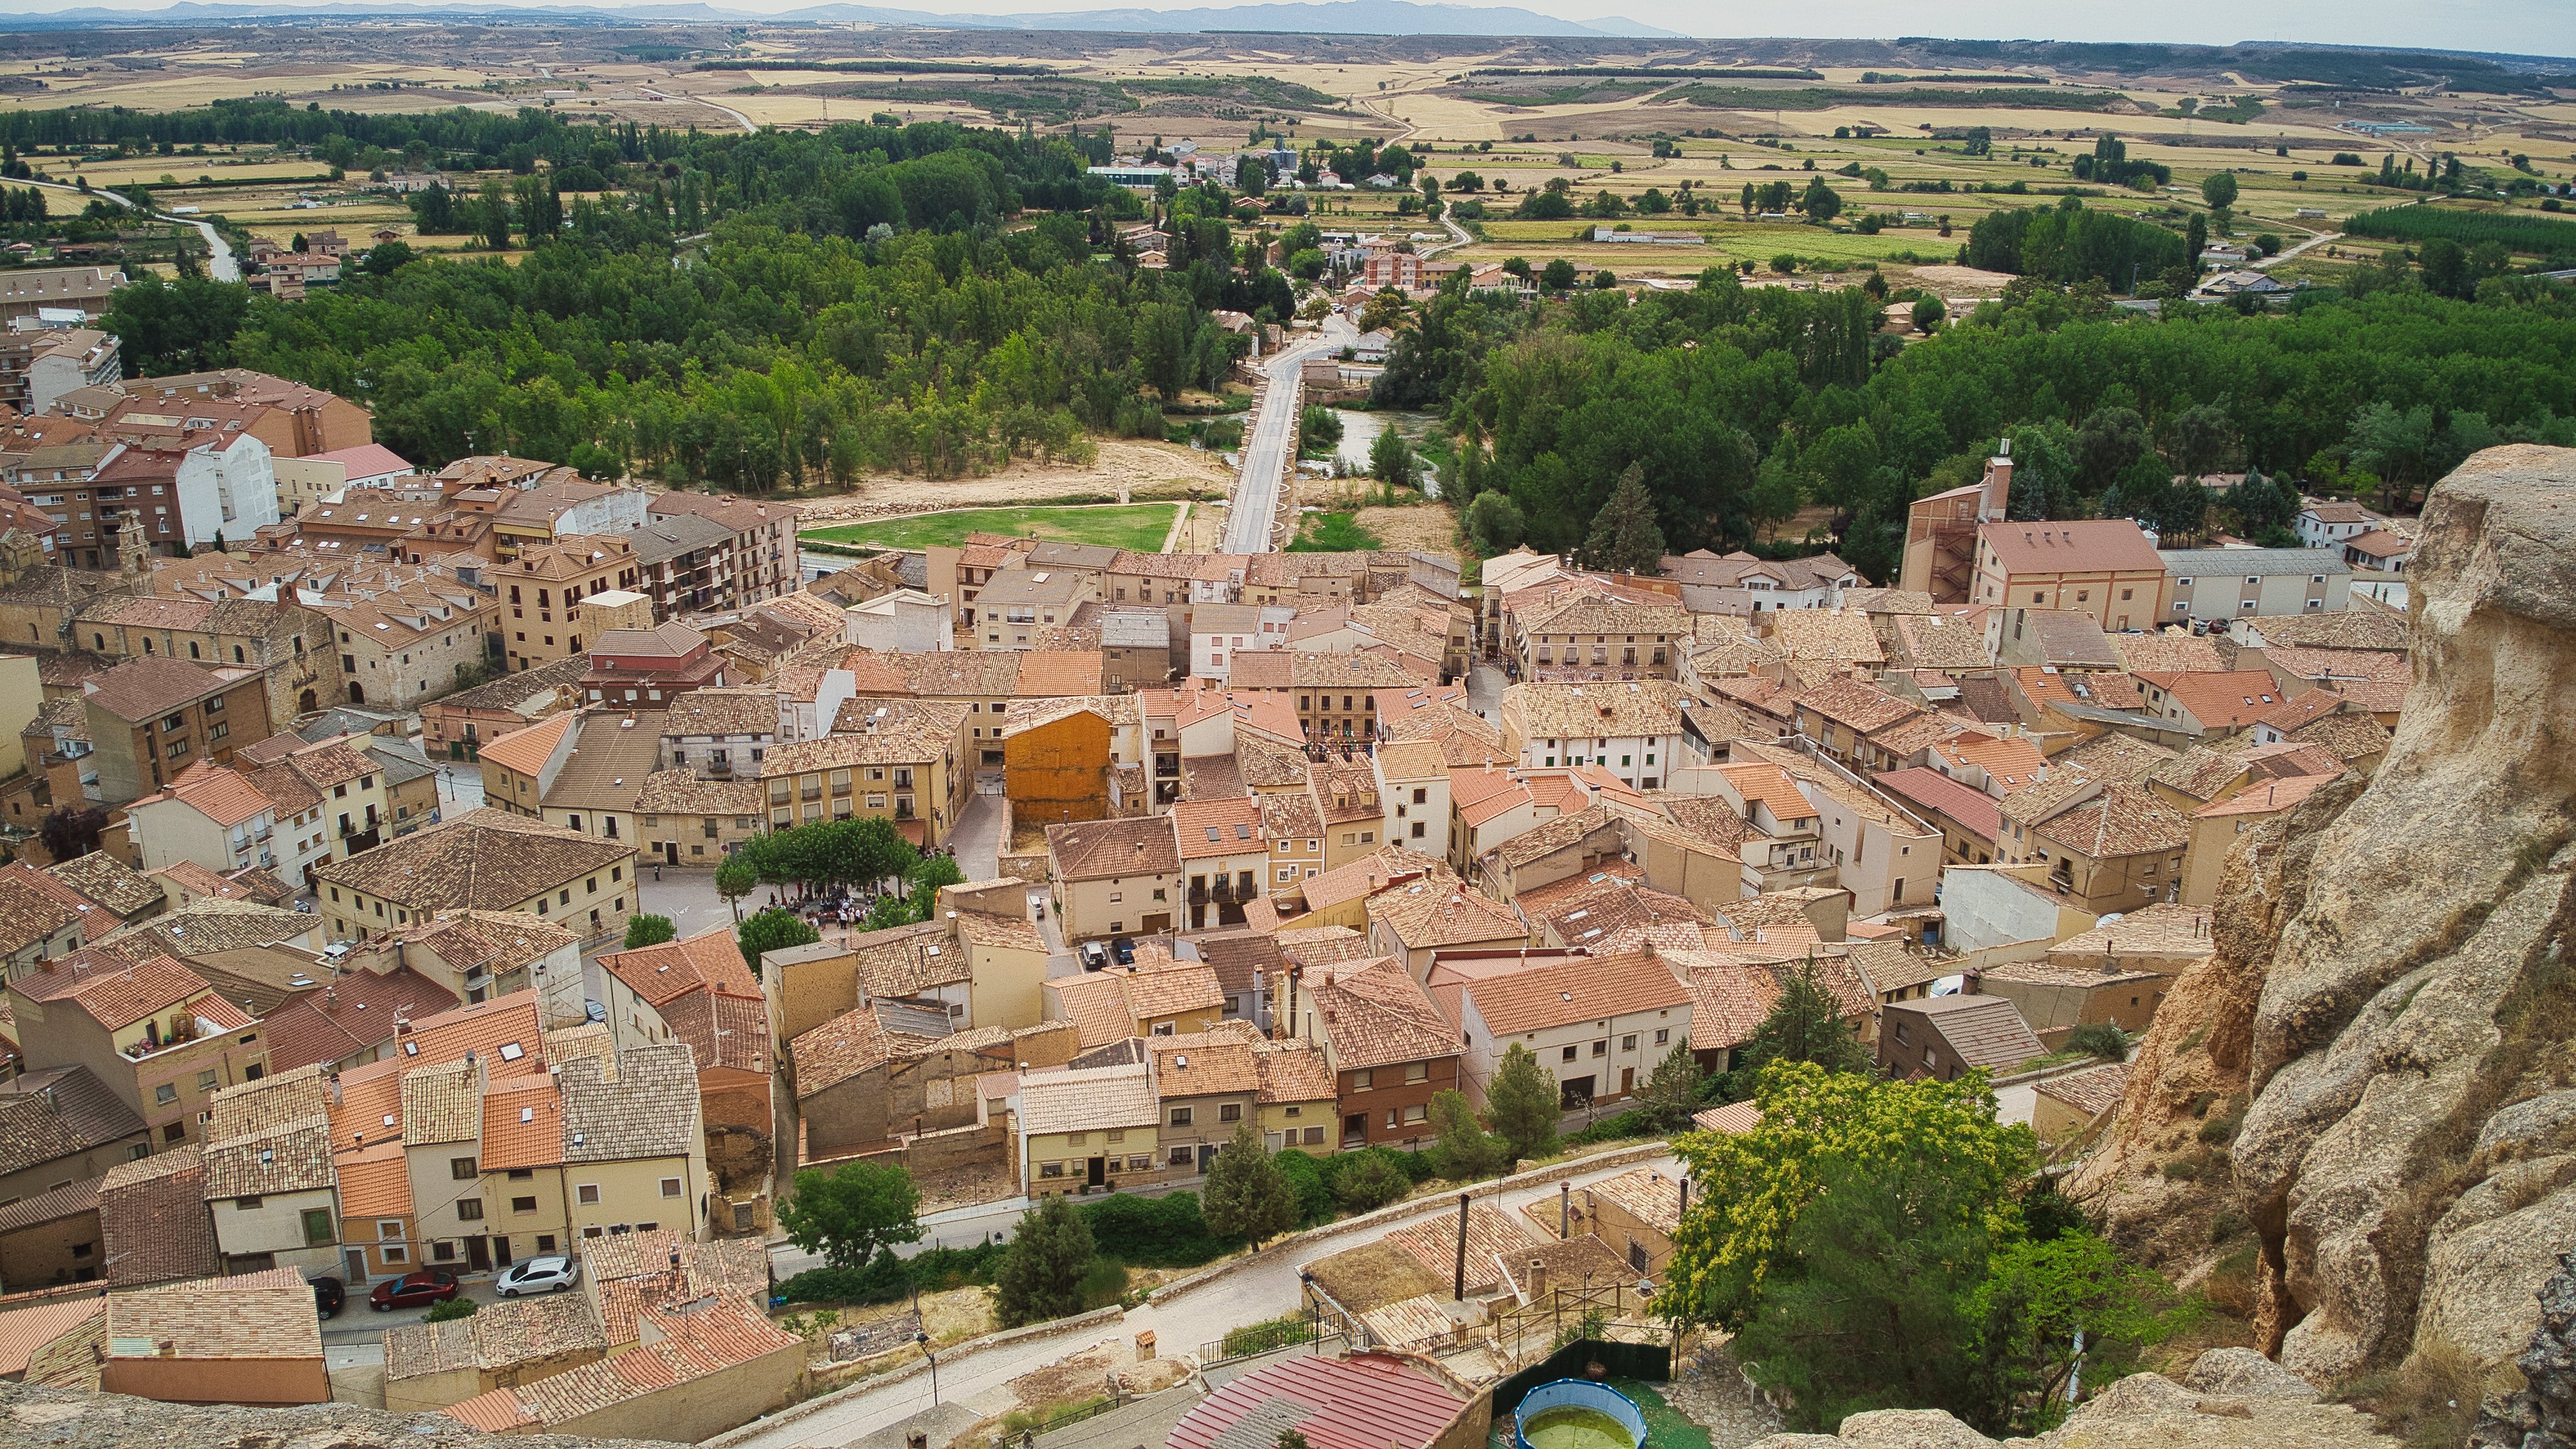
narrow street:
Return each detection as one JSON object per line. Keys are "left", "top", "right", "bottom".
{"left": 724, "top": 1150, "right": 1676, "bottom": 1449}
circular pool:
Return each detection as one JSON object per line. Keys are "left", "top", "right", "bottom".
{"left": 1514, "top": 1380, "right": 1647, "bottom": 1449}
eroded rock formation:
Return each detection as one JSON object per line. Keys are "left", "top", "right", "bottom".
{"left": 1739, "top": 1351, "right": 2396, "bottom": 1449}
{"left": 2073, "top": 444, "right": 2576, "bottom": 1386}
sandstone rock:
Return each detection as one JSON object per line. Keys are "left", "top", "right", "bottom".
{"left": 1740, "top": 1435, "right": 1846, "bottom": 1449}
{"left": 2068, "top": 1372, "right": 2206, "bottom": 1421}
{"left": 2081, "top": 445, "right": 2576, "bottom": 1385}
{"left": 2032, "top": 1371, "right": 2394, "bottom": 1449}
{"left": 2470, "top": 1250, "right": 2576, "bottom": 1449}
{"left": 2183, "top": 1348, "right": 2322, "bottom": 1401}
{"left": 1835, "top": 1408, "right": 2002, "bottom": 1449}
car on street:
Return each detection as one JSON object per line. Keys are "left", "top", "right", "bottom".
{"left": 312, "top": 1275, "right": 345, "bottom": 1318}
{"left": 497, "top": 1255, "right": 580, "bottom": 1296}
{"left": 368, "top": 1269, "right": 459, "bottom": 1312}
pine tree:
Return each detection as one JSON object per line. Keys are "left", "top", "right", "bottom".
{"left": 1484, "top": 1043, "right": 1561, "bottom": 1162}
{"left": 1584, "top": 463, "right": 1666, "bottom": 575}
{"left": 994, "top": 1194, "right": 1095, "bottom": 1327}
{"left": 1427, "top": 1089, "right": 1508, "bottom": 1180}
{"left": 1738, "top": 958, "right": 1875, "bottom": 1079}
{"left": 1633, "top": 1041, "right": 1706, "bottom": 1132}
{"left": 1201, "top": 1121, "right": 1298, "bottom": 1249}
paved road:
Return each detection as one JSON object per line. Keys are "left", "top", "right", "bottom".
{"left": 21, "top": 175, "right": 238, "bottom": 281}
{"left": 728, "top": 1150, "right": 1676, "bottom": 1449}
{"left": 1224, "top": 316, "right": 1356, "bottom": 554}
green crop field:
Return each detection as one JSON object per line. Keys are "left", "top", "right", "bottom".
{"left": 802, "top": 503, "right": 1180, "bottom": 553}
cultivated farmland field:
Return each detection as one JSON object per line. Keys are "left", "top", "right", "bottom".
{"left": 802, "top": 503, "right": 1182, "bottom": 553}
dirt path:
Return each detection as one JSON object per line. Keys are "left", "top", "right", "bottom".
{"left": 791, "top": 440, "right": 1238, "bottom": 527}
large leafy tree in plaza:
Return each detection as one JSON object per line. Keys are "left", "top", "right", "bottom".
{"left": 736, "top": 907, "right": 820, "bottom": 976}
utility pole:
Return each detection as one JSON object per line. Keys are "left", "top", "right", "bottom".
{"left": 1560, "top": 1180, "right": 1571, "bottom": 1238}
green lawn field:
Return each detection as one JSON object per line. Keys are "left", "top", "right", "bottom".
{"left": 801, "top": 502, "right": 1181, "bottom": 553}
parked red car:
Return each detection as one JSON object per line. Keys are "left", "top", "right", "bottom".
{"left": 368, "top": 1269, "right": 459, "bottom": 1312}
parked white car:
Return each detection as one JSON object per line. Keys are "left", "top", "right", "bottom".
{"left": 496, "top": 1255, "right": 581, "bottom": 1296}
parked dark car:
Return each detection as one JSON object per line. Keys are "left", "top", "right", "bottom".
{"left": 312, "top": 1275, "right": 345, "bottom": 1319}
{"left": 368, "top": 1269, "right": 459, "bottom": 1312}
{"left": 1112, "top": 936, "right": 1137, "bottom": 966}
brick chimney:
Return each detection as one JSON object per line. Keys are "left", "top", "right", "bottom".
{"left": 1980, "top": 438, "right": 2014, "bottom": 523}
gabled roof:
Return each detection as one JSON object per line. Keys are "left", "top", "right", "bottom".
{"left": 1367, "top": 880, "right": 1525, "bottom": 951}
{"left": 1306, "top": 956, "right": 1455, "bottom": 1070}
{"left": 1888, "top": 993, "right": 2045, "bottom": 1073}
{"left": 1046, "top": 815, "right": 1180, "bottom": 880}
{"left": 0, "top": 1064, "right": 144, "bottom": 1173}
{"left": 314, "top": 808, "right": 632, "bottom": 910}
{"left": 1455, "top": 951, "right": 1690, "bottom": 1034}
{"left": 1980, "top": 519, "right": 2161, "bottom": 576}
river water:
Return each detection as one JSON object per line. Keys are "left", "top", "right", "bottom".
{"left": 1331, "top": 408, "right": 1444, "bottom": 498}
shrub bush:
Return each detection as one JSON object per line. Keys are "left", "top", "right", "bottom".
{"left": 1081, "top": 1190, "right": 1231, "bottom": 1266}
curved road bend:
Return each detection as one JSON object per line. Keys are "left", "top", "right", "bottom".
{"left": 1225, "top": 314, "right": 1356, "bottom": 554}
{"left": 723, "top": 1150, "right": 1677, "bottom": 1449}
{"left": 21, "top": 175, "right": 237, "bottom": 281}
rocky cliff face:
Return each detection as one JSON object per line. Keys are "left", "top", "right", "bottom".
{"left": 2073, "top": 444, "right": 2576, "bottom": 1385}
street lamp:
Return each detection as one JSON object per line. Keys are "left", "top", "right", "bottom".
{"left": 918, "top": 1331, "right": 940, "bottom": 1406}
{"left": 1299, "top": 1269, "right": 1319, "bottom": 1355}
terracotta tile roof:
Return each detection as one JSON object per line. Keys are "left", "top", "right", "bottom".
{"left": 203, "top": 1114, "right": 336, "bottom": 1198}
{"left": 1516, "top": 592, "right": 1690, "bottom": 639}
{"left": 97, "top": 1145, "right": 219, "bottom": 1285}
{"left": 560, "top": 1046, "right": 698, "bottom": 1163}
{"left": 101, "top": 900, "right": 317, "bottom": 960}
{"left": 2032, "top": 781, "right": 2193, "bottom": 860}
{"left": 1792, "top": 677, "right": 1922, "bottom": 735}
{"left": 1529, "top": 875, "right": 1707, "bottom": 949}
{"left": 2116, "top": 631, "right": 2228, "bottom": 674}
{"left": 1692, "top": 1100, "right": 1763, "bottom": 1134}
{"left": 1487, "top": 800, "right": 1633, "bottom": 873}
{"left": 1383, "top": 1203, "right": 1539, "bottom": 1293}
{"left": 106, "top": 1265, "right": 322, "bottom": 1362}
{"left": 0, "top": 867, "right": 78, "bottom": 956}
{"left": 316, "top": 808, "right": 633, "bottom": 911}
{"left": 1367, "top": 880, "right": 1525, "bottom": 951}
{"left": 0, "top": 1068, "right": 136, "bottom": 1179}
{"left": 0, "top": 1171, "right": 101, "bottom": 1238}
{"left": 1502, "top": 679, "right": 1686, "bottom": 745}
{"left": 43, "top": 846, "right": 167, "bottom": 913}
{"left": 0, "top": 1294, "right": 104, "bottom": 1381}
{"left": 636, "top": 770, "right": 764, "bottom": 815}
{"left": 1306, "top": 956, "right": 1455, "bottom": 1070}
{"left": 40, "top": 952, "right": 213, "bottom": 1032}
{"left": 386, "top": 1293, "right": 605, "bottom": 1383}
{"left": 1174, "top": 795, "right": 1267, "bottom": 860}
{"left": 1119, "top": 961, "right": 1225, "bottom": 1020}
{"left": 597, "top": 926, "right": 761, "bottom": 1009}
{"left": 1046, "top": 815, "right": 1180, "bottom": 880}
{"left": 2136, "top": 669, "right": 2289, "bottom": 730}
{"left": 1274, "top": 925, "right": 1374, "bottom": 968}
{"left": 789, "top": 1006, "right": 916, "bottom": 1097}
{"left": 1888, "top": 612, "right": 1994, "bottom": 670}
{"left": 333, "top": 1139, "right": 412, "bottom": 1217}
{"left": 389, "top": 989, "right": 547, "bottom": 1077}
{"left": 1039, "top": 975, "right": 1124, "bottom": 1050}
{"left": 77, "top": 655, "right": 245, "bottom": 722}
{"left": 1020, "top": 1059, "right": 1160, "bottom": 1135}
{"left": 1873, "top": 767, "right": 2003, "bottom": 843}
{"left": 402, "top": 1057, "right": 482, "bottom": 1146}
{"left": 2047, "top": 902, "right": 2216, "bottom": 961}
{"left": 1166, "top": 1349, "right": 1463, "bottom": 1449}
{"left": 1251, "top": 1039, "right": 1336, "bottom": 1104}
{"left": 1154, "top": 1038, "right": 1260, "bottom": 1097}
{"left": 480, "top": 1073, "right": 567, "bottom": 1171}
{"left": 1889, "top": 993, "right": 2045, "bottom": 1073}
{"left": 1300, "top": 848, "right": 1450, "bottom": 913}
{"left": 1454, "top": 951, "right": 1689, "bottom": 1035}
{"left": 2239, "top": 608, "right": 2408, "bottom": 652}
{"left": 459, "top": 1298, "right": 797, "bottom": 1430}
{"left": 2195, "top": 772, "right": 2337, "bottom": 818}
{"left": 1767, "top": 609, "right": 1887, "bottom": 665}
{"left": 2034, "top": 1061, "right": 2131, "bottom": 1117}
{"left": 1979, "top": 518, "right": 2161, "bottom": 576}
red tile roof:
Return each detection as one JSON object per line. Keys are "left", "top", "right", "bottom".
{"left": 1168, "top": 1354, "right": 1463, "bottom": 1449}
{"left": 1874, "top": 766, "right": 2003, "bottom": 844}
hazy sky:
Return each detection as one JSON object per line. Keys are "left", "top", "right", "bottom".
{"left": 12, "top": 0, "right": 2573, "bottom": 59}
